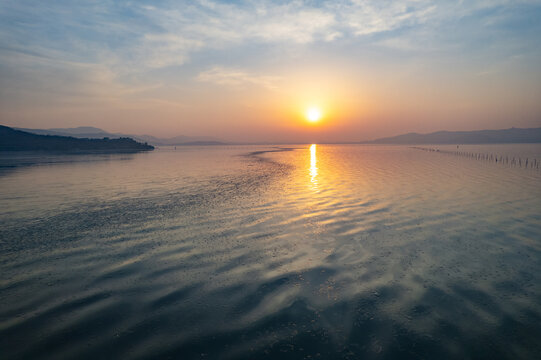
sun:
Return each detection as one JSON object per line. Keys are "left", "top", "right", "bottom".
{"left": 306, "top": 107, "right": 322, "bottom": 123}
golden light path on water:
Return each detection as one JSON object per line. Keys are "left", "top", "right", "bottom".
{"left": 310, "top": 144, "right": 318, "bottom": 190}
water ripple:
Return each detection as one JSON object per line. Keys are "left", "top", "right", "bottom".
{"left": 1, "top": 145, "right": 540, "bottom": 359}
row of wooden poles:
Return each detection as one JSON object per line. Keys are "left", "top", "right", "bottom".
{"left": 411, "top": 146, "right": 540, "bottom": 169}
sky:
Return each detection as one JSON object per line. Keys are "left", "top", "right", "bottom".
{"left": 1, "top": 0, "right": 541, "bottom": 143}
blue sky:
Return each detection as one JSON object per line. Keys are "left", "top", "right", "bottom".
{"left": 1, "top": 0, "right": 540, "bottom": 141}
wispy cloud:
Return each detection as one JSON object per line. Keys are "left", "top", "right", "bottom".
{"left": 130, "top": 0, "right": 437, "bottom": 68}
{"left": 197, "top": 66, "right": 282, "bottom": 90}
{"left": 131, "top": 1, "right": 339, "bottom": 68}
{"left": 331, "top": 1, "right": 436, "bottom": 36}
{"left": 2, "top": 0, "right": 539, "bottom": 73}
{"left": 124, "top": 0, "right": 541, "bottom": 69}
{"left": 139, "top": 34, "right": 204, "bottom": 68}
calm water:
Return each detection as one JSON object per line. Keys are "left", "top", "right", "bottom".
{"left": 1, "top": 145, "right": 540, "bottom": 359}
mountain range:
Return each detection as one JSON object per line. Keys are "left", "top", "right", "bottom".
{"left": 8, "top": 125, "right": 541, "bottom": 145}
{"left": 15, "top": 127, "right": 226, "bottom": 146}
{"left": 363, "top": 127, "right": 541, "bottom": 144}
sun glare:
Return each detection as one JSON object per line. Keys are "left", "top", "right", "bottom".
{"left": 306, "top": 107, "right": 322, "bottom": 123}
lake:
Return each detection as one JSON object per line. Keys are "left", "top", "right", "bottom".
{"left": 1, "top": 144, "right": 540, "bottom": 359}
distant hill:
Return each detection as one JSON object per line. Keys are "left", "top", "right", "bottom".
{"left": 133, "top": 134, "right": 226, "bottom": 146}
{"left": 172, "top": 141, "right": 225, "bottom": 146}
{"left": 1, "top": 125, "right": 154, "bottom": 152}
{"left": 363, "top": 127, "right": 541, "bottom": 144}
{"left": 14, "top": 127, "right": 113, "bottom": 140}
{"left": 48, "top": 126, "right": 107, "bottom": 135}
{"left": 16, "top": 127, "right": 227, "bottom": 146}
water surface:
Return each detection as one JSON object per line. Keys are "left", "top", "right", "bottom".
{"left": 1, "top": 145, "right": 540, "bottom": 359}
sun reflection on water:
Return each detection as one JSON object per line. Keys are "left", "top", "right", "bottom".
{"left": 310, "top": 144, "right": 318, "bottom": 189}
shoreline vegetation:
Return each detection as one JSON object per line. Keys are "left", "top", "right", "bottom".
{"left": 0, "top": 125, "right": 154, "bottom": 152}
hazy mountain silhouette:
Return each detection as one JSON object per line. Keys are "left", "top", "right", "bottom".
{"left": 1, "top": 125, "right": 154, "bottom": 152}
{"left": 362, "top": 127, "right": 541, "bottom": 144}
{"left": 16, "top": 127, "right": 227, "bottom": 146}
{"left": 48, "top": 126, "right": 107, "bottom": 135}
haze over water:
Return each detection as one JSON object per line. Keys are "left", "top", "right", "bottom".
{"left": 1, "top": 144, "right": 540, "bottom": 359}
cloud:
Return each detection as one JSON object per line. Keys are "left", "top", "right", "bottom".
{"left": 0, "top": 47, "right": 159, "bottom": 111}
{"left": 3, "top": 0, "right": 539, "bottom": 74}
{"left": 138, "top": 34, "right": 204, "bottom": 68}
{"left": 330, "top": 1, "right": 435, "bottom": 36}
{"left": 130, "top": 0, "right": 416, "bottom": 69}
{"left": 197, "top": 66, "right": 282, "bottom": 90}
{"left": 132, "top": 0, "right": 535, "bottom": 69}
{"left": 1, "top": 0, "right": 540, "bottom": 108}
{"left": 130, "top": 0, "right": 339, "bottom": 68}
